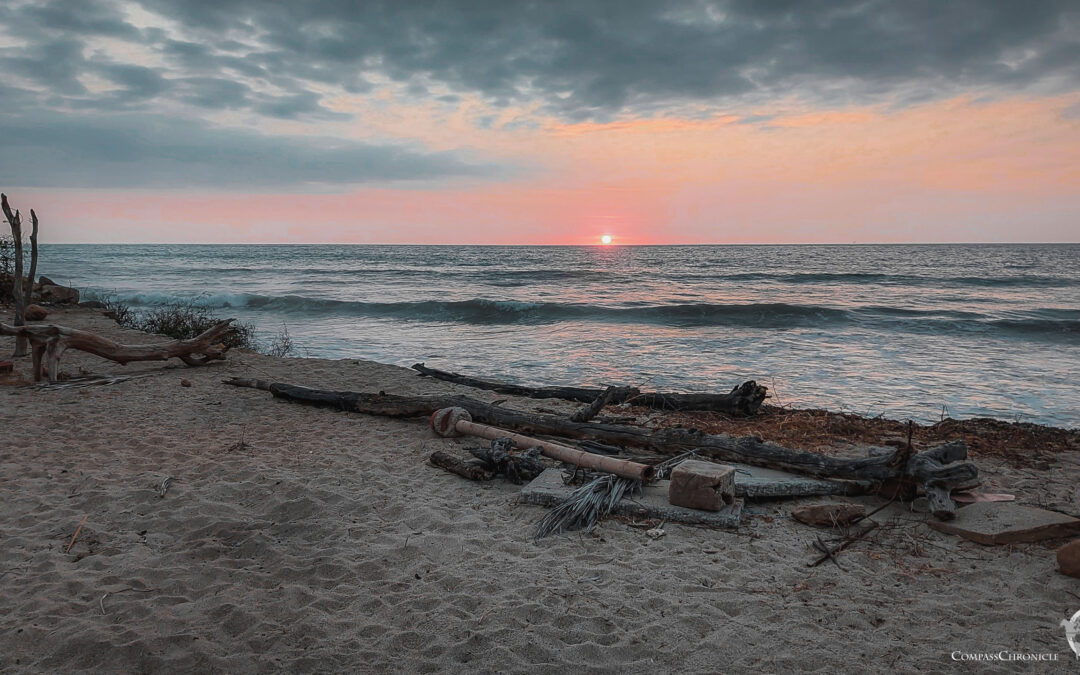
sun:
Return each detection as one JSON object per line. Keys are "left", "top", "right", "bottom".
{"left": 600, "top": 234, "right": 613, "bottom": 245}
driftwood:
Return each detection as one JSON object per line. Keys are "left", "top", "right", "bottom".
{"left": 411, "top": 363, "right": 768, "bottom": 415}
{"left": 223, "top": 378, "right": 977, "bottom": 518}
{"left": 570, "top": 385, "right": 635, "bottom": 422}
{"left": 1, "top": 193, "right": 33, "bottom": 358}
{"left": 0, "top": 320, "right": 234, "bottom": 382}
{"left": 430, "top": 406, "right": 655, "bottom": 481}
{"left": 429, "top": 450, "right": 494, "bottom": 481}
{"left": 468, "top": 437, "right": 547, "bottom": 484}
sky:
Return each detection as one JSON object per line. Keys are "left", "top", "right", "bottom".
{"left": 1, "top": 0, "right": 1078, "bottom": 244}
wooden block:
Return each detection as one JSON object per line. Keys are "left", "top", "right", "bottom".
{"left": 928, "top": 502, "right": 1080, "bottom": 545}
{"left": 668, "top": 459, "right": 735, "bottom": 511}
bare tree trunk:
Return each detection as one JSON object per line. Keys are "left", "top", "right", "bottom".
{"left": 24, "top": 209, "right": 38, "bottom": 307}
{"left": 1, "top": 194, "right": 27, "bottom": 357}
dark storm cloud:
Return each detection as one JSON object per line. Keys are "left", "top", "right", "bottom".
{"left": 130, "top": 0, "right": 1080, "bottom": 118}
{"left": 1, "top": 0, "right": 1076, "bottom": 189}
{"left": 4, "top": 0, "right": 1077, "bottom": 119}
{"left": 0, "top": 113, "right": 508, "bottom": 189}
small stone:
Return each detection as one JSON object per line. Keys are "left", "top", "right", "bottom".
{"left": 668, "top": 459, "right": 735, "bottom": 512}
{"left": 24, "top": 304, "right": 48, "bottom": 321}
{"left": 1057, "top": 539, "right": 1080, "bottom": 578}
{"left": 645, "top": 527, "right": 666, "bottom": 539}
{"left": 180, "top": 379, "right": 192, "bottom": 387}
{"left": 792, "top": 502, "right": 866, "bottom": 528}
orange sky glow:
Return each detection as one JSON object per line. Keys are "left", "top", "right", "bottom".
{"left": 25, "top": 93, "right": 1079, "bottom": 244}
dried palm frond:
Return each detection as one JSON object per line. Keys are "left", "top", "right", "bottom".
{"left": 533, "top": 473, "right": 641, "bottom": 540}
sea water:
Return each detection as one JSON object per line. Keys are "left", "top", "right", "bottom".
{"left": 38, "top": 244, "right": 1079, "bottom": 427}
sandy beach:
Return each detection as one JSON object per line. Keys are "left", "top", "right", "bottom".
{"left": 1, "top": 307, "right": 1078, "bottom": 673}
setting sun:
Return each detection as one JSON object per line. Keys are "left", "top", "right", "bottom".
{"left": 600, "top": 234, "right": 613, "bottom": 245}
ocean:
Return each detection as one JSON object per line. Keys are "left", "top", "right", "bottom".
{"left": 37, "top": 244, "right": 1079, "bottom": 427}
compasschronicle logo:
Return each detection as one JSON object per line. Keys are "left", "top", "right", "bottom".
{"left": 1063, "top": 609, "right": 1080, "bottom": 659}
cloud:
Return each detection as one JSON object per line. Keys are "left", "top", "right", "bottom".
{"left": 0, "top": 0, "right": 1076, "bottom": 190}
{"left": 3, "top": 0, "right": 1077, "bottom": 122}
{"left": 129, "top": 0, "right": 1079, "bottom": 118}
{"left": 0, "top": 113, "right": 511, "bottom": 189}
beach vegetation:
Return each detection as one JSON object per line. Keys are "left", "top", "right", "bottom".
{"left": 99, "top": 294, "right": 257, "bottom": 351}
{"left": 138, "top": 299, "right": 257, "bottom": 350}
{"left": 262, "top": 322, "right": 298, "bottom": 358}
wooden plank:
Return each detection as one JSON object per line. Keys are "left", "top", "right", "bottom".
{"left": 928, "top": 502, "right": 1080, "bottom": 545}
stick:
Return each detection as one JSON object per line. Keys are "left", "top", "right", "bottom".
{"left": 808, "top": 521, "right": 879, "bottom": 567}
{"left": 66, "top": 515, "right": 89, "bottom": 554}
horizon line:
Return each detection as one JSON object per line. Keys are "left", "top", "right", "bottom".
{"left": 36, "top": 241, "right": 1080, "bottom": 246}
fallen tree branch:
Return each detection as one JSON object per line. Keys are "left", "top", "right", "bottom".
{"left": 411, "top": 362, "right": 768, "bottom": 415}
{"left": 0, "top": 320, "right": 234, "bottom": 382}
{"left": 224, "top": 378, "right": 976, "bottom": 517}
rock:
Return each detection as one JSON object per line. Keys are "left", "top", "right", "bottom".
{"left": 792, "top": 502, "right": 866, "bottom": 528}
{"left": 79, "top": 300, "right": 107, "bottom": 309}
{"left": 0, "top": 360, "right": 12, "bottom": 374}
{"left": 1057, "top": 540, "right": 1080, "bottom": 578}
{"left": 928, "top": 502, "right": 1080, "bottom": 545}
{"left": 668, "top": 459, "right": 735, "bottom": 512}
{"left": 180, "top": 379, "right": 192, "bottom": 387}
{"left": 37, "top": 275, "right": 57, "bottom": 287}
{"left": 38, "top": 284, "right": 80, "bottom": 305}
{"left": 24, "top": 304, "right": 48, "bottom": 321}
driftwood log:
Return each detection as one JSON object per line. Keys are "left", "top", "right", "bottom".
{"left": 0, "top": 320, "right": 235, "bottom": 382}
{"left": 429, "top": 450, "right": 494, "bottom": 481}
{"left": 411, "top": 363, "right": 768, "bottom": 415}
{"left": 224, "top": 378, "right": 977, "bottom": 518}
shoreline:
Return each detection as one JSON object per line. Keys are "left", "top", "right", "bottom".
{"left": 2, "top": 306, "right": 1078, "bottom": 671}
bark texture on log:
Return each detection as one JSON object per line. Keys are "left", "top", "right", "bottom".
{"left": 429, "top": 450, "right": 494, "bottom": 481}
{"left": 0, "top": 320, "right": 234, "bottom": 382}
{"left": 223, "top": 378, "right": 975, "bottom": 517}
{"left": 411, "top": 363, "right": 768, "bottom": 415}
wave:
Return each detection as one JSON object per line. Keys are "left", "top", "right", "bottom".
{"left": 91, "top": 290, "right": 1079, "bottom": 340}
{"left": 116, "top": 266, "right": 1078, "bottom": 288}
